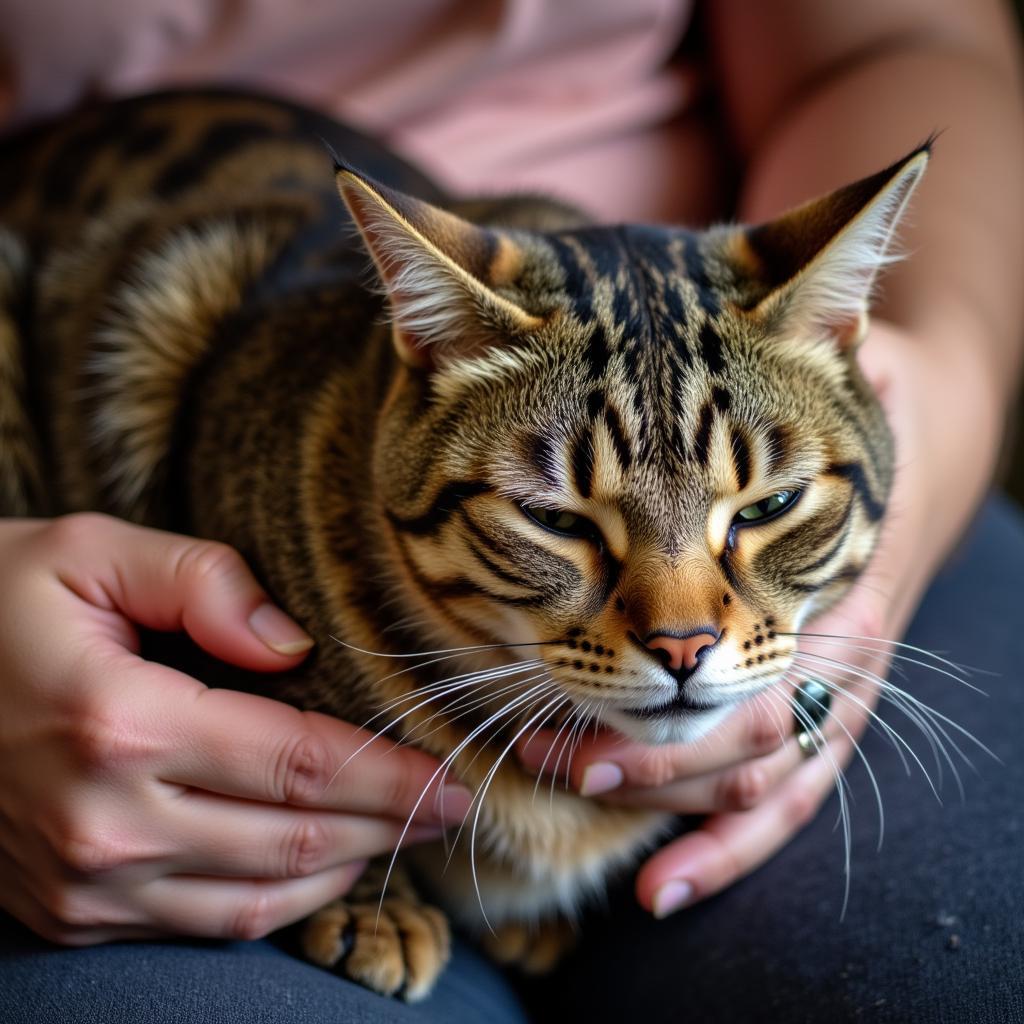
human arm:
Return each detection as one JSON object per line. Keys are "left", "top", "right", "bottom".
{"left": 716, "top": 0, "right": 1023, "bottom": 567}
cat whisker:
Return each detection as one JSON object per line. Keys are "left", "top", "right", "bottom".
{"left": 788, "top": 694, "right": 853, "bottom": 918}
{"left": 377, "top": 680, "right": 561, "bottom": 925}
{"left": 553, "top": 704, "right": 587, "bottom": 795}
{"left": 781, "top": 631, "right": 988, "bottom": 688}
{"left": 400, "top": 681, "right": 559, "bottom": 844}
{"left": 799, "top": 637, "right": 983, "bottom": 696}
{"left": 791, "top": 649, "right": 968, "bottom": 799}
{"left": 790, "top": 649, "right": 953, "bottom": 791}
{"left": 549, "top": 701, "right": 594, "bottom": 812}
{"left": 421, "top": 679, "right": 561, "bottom": 864}
{"left": 436, "top": 675, "right": 555, "bottom": 786}
{"left": 536, "top": 702, "right": 584, "bottom": 807}
{"left": 564, "top": 700, "right": 598, "bottom": 790}
{"left": 329, "top": 633, "right": 559, "bottom": 662}
{"left": 789, "top": 652, "right": 933, "bottom": 796}
{"left": 430, "top": 680, "right": 559, "bottom": 820}
{"left": 785, "top": 662, "right": 892, "bottom": 848}
{"left": 529, "top": 701, "right": 580, "bottom": 804}
{"left": 790, "top": 647, "right": 995, "bottom": 772}
{"left": 464, "top": 691, "right": 568, "bottom": 931}
{"left": 432, "top": 682, "right": 567, "bottom": 818}
{"left": 369, "top": 659, "right": 545, "bottom": 716}
{"left": 352, "top": 661, "right": 545, "bottom": 751}
{"left": 401, "top": 672, "right": 555, "bottom": 750}
{"left": 321, "top": 661, "right": 546, "bottom": 793}
{"left": 371, "top": 650, "right": 543, "bottom": 691}
{"left": 431, "top": 680, "right": 564, "bottom": 860}
{"left": 746, "top": 684, "right": 792, "bottom": 750}
{"left": 436, "top": 682, "right": 562, "bottom": 860}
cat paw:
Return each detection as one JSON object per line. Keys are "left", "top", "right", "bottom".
{"left": 481, "top": 918, "right": 576, "bottom": 974}
{"left": 302, "top": 896, "right": 451, "bottom": 1002}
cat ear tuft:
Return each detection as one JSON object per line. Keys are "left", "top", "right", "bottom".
{"left": 335, "top": 164, "right": 542, "bottom": 368}
{"left": 741, "top": 141, "right": 931, "bottom": 349}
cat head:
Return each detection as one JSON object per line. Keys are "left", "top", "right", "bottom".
{"left": 337, "top": 144, "right": 928, "bottom": 744}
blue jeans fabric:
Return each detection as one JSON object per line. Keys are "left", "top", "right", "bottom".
{"left": 2, "top": 496, "right": 1023, "bottom": 1023}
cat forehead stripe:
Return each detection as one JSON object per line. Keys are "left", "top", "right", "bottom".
{"left": 570, "top": 429, "right": 594, "bottom": 500}
{"left": 730, "top": 426, "right": 752, "bottom": 491}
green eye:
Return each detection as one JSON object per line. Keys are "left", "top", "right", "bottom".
{"left": 521, "top": 505, "right": 597, "bottom": 540}
{"left": 734, "top": 489, "right": 800, "bottom": 525}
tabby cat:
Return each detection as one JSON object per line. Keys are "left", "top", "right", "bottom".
{"left": 0, "top": 90, "right": 927, "bottom": 1001}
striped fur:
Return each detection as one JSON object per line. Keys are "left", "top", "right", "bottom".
{"left": 0, "top": 90, "right": 927, "bottom": 997}
{"left": 0, "top": 229, "right": 45, "bottom": 515}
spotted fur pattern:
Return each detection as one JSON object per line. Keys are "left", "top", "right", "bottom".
{"left": 0, "top": 89, "right": 928, "bottom": 999}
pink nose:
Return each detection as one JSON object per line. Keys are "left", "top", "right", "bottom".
{"left": 645, "top": 632, "right": 718, "bottom": 672}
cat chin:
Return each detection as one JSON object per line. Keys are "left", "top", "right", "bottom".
{"left": 602, "top": 703, "right": 735, "bottom": 746}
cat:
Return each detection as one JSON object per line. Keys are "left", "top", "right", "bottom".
{"left": 0, "top": 88, "right": 927, "bottom": 1001}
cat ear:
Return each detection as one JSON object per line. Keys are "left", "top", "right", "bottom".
{"left": 335, "top": 161, "right": 543, "bottom": 368}
{"left": 740, "top": 141, "right": 931, "bottom": 349}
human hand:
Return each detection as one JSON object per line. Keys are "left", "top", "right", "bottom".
{"left": 0, "top": 514, "right": 472, "bottom": 945}
{"left": 519, "top": 319, "right": 999, "bottom": 918}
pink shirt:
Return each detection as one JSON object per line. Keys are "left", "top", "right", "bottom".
{"left": 0, "top": 0, "right": 699, "bottom": 221}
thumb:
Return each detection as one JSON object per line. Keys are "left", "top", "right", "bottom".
{"left": 55, "top": 514, "right": 314, "bottom": 671}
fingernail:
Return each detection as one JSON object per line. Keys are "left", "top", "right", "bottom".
{"left": 579, "top": 761, "right": 624, "bottom": 797}
{"left": 653, "top": 879, "right": 694, "bottom": 919}
{"left": 432, "top": 785, "right": 474, "bottom": 825}
{"left": 248, "top": 603, "right": 315, "bottom": 655}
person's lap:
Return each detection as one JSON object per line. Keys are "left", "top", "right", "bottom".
{"left": 3, "top": 496, "right": 1022, "bottom": 1024}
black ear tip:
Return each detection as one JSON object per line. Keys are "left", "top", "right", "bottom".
{"left": 316, "top": 136, "right": 363, "bottom": 176}
{"left": 914, "top": 129, "right": 943, "bottom": 160}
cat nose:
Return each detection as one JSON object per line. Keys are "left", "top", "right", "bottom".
{"left": 644, "top": 631, "right": 719, "bottom": 672}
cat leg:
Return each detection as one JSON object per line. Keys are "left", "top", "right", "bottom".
{"left": 301, "top": 859, "right": 451, "bottom": 1003}
{"left": 481, "top": 917, "right": 577, "bottom": 974}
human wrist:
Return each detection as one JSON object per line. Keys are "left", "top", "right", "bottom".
{"left": 853, "top": 319, "right": 1002, "bottom": 638}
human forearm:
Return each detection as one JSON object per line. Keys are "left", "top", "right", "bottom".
{"left": 738, "top": 45, "right": 1024, "bottom": 398}
{"left": 709, "top": 0, "right": 1024, "bottom": 407}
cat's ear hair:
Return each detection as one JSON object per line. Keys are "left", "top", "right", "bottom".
{"left": 335, "top": 161, "right": 543, "bottom": 368}
{"left": 739, "top": 140, "right": 931, "bottom": 349}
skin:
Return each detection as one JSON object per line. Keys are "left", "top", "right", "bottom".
{"left": 521, "top": 0, "right": 1024, "bottom": 917}
{"left": 0, "top": 515, "right": 472, "bottom": 943}
{"left": 1, "top": 0, "right": 1022, "bottom": 941}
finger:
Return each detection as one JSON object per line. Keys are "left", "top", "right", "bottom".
{"left": 137, "top": 863, "right": 367, "bottom": 940}
{"left": 518, "top": 684, "right": 793, "bottom": 796}
{"left": 49, "top": 513, "right": 314, "bottom": 669}
{"left": 33, "top": 923, "right": 167, "bottom": 947}
{"left": 597, "top": 734, "right": 808, "bottom": 812}
{"left": 635, "top": 728, "right": 856, "bottom": 918}
{"left": 0, "top": 845, "right": 178, "bottom": 946}
{"left": 160, "top": 793, "right": 444, "bottom": 879}
{"left": 1, "top": 894, "right": 165, "bottom": 947}
{"left": 158, "top": 685, "right": 473, "bottom": 825}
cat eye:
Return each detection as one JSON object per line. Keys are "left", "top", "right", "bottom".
{"left": 520, "top": 504, "right": 600, "bottom": 541}
{"left": 733, "top": 489, "right": 801, "bottom": 526}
